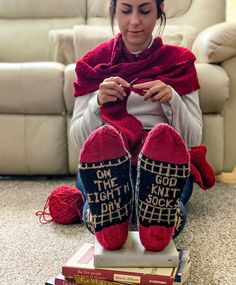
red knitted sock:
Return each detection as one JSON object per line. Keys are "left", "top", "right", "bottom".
{"left": 137, "top": 123, "right": 190, "bottom": 251}
{"left": 190, "top": 145, "right": 215, "bottom": 190}
{"left": 79, "top": 126, "right": 133, "bottom": 250}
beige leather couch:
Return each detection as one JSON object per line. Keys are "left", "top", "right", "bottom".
{"left": 0, "top": 0, "right": 86, "bottom": 175}
{"left": 0, "top": 0, "right": 235, "bottom": 176}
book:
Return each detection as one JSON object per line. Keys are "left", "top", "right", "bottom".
{"left": 175, "top": 249, "right": 190, "bottom": 283}
{"left": 173, "top": 248, "right": 191, "bottom": 285}
{"left": 73, "top": 275, "right": 130, "bottom": 285}
{"left": 94, "top": 231, "right": 179, "bottom": 268}
{"left": 46, "top": 271, "right": 190, "bottom": 285}
{"left": 45, "top": 277, "right": 55, "bottom": 285}
{"left": 62, "top": 243, "right": 177, "bottom": 285}
{"left": 45, "top": 275, "right": 77, "bottom": 285}
{"left": 46, "top": 251, "right": 190, "bottom": 285}
{"left": 46, "top": 262, "right": 190, "bottom": 285}
{"left": 173, "top": 261, "right": 191, "bottom": 284}
{"left": 46, "top": 275, "right": 130, "bottom": 285}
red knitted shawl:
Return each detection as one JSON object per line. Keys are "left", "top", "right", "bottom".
{"left": 74, "top": 33, "right": 200, "bottom": 97}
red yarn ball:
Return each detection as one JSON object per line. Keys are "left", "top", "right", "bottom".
{"left": 36, "top": 185, "right": 85, "bottom": 224}
{"left": 48, "top": 185, "right": 85, "bottom": 224}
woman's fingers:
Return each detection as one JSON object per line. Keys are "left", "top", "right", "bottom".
{"left": 106, "top": 76, "right": 130, "bottom": 88}
{"left": 100, "top": 81, "right": 126, "bottom": 99}
{"left": 140, "top": 82, "right": 172, "bottom": 103}
{"left": 133, "top": 80, "right": 167, "bottom": 101}
{"left": 98, "top": 76, "right": 130, "bottom": 105}
{"left": 150, "top": 90, "right": 167, "bottom": 103}
{"left": 99, "top": 78, "right": 172, "bottom": 105}
{"left": 104, "top": 76, "right": 130, "bottom": 95}
{"left": 102, "top": 88, "right": 124, "bottom": 100}
{"left": 143, "top": 84, "right": 162, "bottom": 101}
{"left": 132, "top": 81, "right": 156, "bottom": 89}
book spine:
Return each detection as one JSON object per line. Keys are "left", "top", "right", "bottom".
{"left": 75, "top": 276, "right": 126, "bottom": 285}
{"left": 62, "top": 267, "right": 174, "bottom": 285}
{"left": 55, "top": 277, "right": 77, "bottom": 285}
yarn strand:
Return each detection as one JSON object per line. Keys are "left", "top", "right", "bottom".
{"left": 35, "top": 197, "right": 53, "bottom": 224}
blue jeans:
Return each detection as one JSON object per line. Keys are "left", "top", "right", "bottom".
{"left": 76, "top": 168, "right": 193, "bottom": 234}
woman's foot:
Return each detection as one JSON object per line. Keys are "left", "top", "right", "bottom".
{"left": 79, "top": 126, "right": 133, "bottom": 250}
{"left": 136, "top": 123, "right": 190, "bottom": 251}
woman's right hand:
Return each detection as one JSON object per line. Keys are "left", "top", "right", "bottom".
{"left": 98, "top": 76, "right": 130, "bottom": 105}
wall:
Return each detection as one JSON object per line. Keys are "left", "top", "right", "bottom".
{"left": 227, "top": 0, "right": 236, "bottom": 22}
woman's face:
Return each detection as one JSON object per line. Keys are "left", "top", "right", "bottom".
{"left": 115, "top": 0, "right": 158, "bottom": 52}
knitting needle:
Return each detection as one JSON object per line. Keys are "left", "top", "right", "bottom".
{"left": 129, "top": 78, "right": 148, "bottom": 95}
{"left": 121, "top": 78, "right": 139, "bottom": 94}
{"left": 129, "top": 78, "right": 139, "bottom": 86}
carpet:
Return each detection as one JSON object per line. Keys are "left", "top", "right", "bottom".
{"left": 0, "top": 177, "right": 235, "bottom": 285}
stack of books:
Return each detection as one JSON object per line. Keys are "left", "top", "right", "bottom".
{"left": 46, "top": 232, "right": 191, "bottom": 285}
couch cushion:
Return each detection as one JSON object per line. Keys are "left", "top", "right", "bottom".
{"left": 192, "top": 22, "right": 236, "bottom": 64}
{"left": 0, "top": 0, "right": 86, "bottom": 18}
{"left": 202, "top": 114, "right": 223, "bottom": 174}
{"left": 49, "top": 29, "right": 76, "bottom": 65}
{"left": 86, "top": 0, "right": 225, "bottom": 35}
{"left": 64, "top": 64, "right": 76, "bottom": 115}
{"left": 0, "top": 18, "right": 85, "bottom": 62}
{"left": 0, "top": 0, "right": 86, "bottom": 61}
{"left": 0, "top": 115, "right": 68, "bottom": 175}
{"left": 87, "top": 0, "right": 192, "bottom": 19}
{"left": 196, "top": 63, "right": 229, "bottom": 114}
{"left": 0, "top": 62, "right": 65, "bottom": 114}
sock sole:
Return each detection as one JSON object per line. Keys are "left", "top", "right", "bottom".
{"left": 137, "top": 124, "right": 190, "bottom": 251}
{"left": 79, "top": 126, "right": 133, "bottom": 250}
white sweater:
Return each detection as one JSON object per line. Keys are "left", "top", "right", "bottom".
{"left": 70, "top": 88, "right": 203, "bottom": 152}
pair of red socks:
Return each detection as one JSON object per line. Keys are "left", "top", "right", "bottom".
{"left": 79, "top": 124, "right": 190, "bottom": 251}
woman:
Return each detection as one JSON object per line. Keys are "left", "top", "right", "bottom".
{"left": 70, "top": 0, "right": 203, "bottom": 251}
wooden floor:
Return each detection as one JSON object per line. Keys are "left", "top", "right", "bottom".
{"left": 216, "top": 166, "right": 236, "bottom": 183}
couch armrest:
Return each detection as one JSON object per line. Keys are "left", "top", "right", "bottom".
{"left": 192, "top": 22, "right": 236, "bottom": 63}
{"left": 49, "top": 29, "right": 75, "bottom": 65}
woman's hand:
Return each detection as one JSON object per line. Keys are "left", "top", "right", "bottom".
{"left": 133, "top": 80, "right": 173, "bottom": 103}
{"left": 98, "top": 76, "right": 130, "bottom": 105}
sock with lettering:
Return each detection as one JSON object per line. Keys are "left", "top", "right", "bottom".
{"left": 137, "top": 123, "right": 190, "bottom": 251}
{"left": 79, "top": 125, "right": 133, "bottom": 250}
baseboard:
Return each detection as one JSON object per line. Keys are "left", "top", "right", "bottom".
{"left": 216, "top": 166, "right": 236, "bottom": 183}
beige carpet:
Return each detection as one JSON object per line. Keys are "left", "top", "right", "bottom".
{"left": 0, "top": 177, "right": 235, "bottom": 285}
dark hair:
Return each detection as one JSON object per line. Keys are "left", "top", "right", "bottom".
{"left": 109, "top": 0, "right": 166, "bottom": 35}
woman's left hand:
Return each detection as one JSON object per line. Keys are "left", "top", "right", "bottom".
{"left": 133, "top": 80, "right": 173, "bottom": 103}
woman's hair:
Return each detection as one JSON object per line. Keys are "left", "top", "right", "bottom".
{"left": 109, "top": 0, "right": 166, "bottom": 35}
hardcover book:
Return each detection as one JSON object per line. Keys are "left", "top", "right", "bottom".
{"left": 174, "top": 261, "right": 191, "bottom": 284}
{"left": 62, "top": 242, "right": 177, "bottom": 285}
{"left": 45, "top": 275, "right": 125, "bottom": 285}
{"left": 94, "top": 231, "right": 179, "bottom": 268}
{"left": 175, "top": 249, "right": 190, "bottom": 283}
{"left": 45, "top": 277, "right": 55, "bottom": 285}
{"left": 45, "top": 275, "right": 77, "bottom": 285}
{"left": 46, "top": 248, "right": 190, "bottom": 285}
